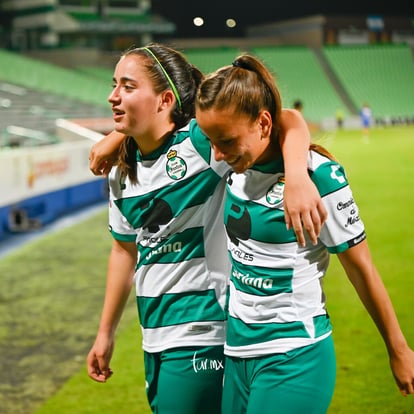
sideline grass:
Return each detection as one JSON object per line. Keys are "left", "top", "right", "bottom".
{"left": 1, "top": 126, "right": 413, "bottom": 414}
{"left": 0, "top": 209, "right": 143, "bottom": 414}
{"left": 316, "top": 126, "right": 414, "bottom": 413}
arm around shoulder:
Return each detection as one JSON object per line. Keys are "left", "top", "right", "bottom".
{"left": 89, "top": 130, "right": 126, "bottom": 176}
{"left": 279, "top": 108, "right": 327, "bottom": 246}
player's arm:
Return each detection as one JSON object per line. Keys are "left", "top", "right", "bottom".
{"left": 87, "top": 239, "right": 136, "bottom": 382}
{"left": 279, "top": 108, "right": 327, "bottom": 246}
{"left": 337, "top": 240, "right": 414, "bottom": 396}
{"left": 89, "top": 130, "right": 126, "bottom": 176}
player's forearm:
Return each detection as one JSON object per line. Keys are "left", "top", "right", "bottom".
{"left": 98, "top": 273, "right": 132, "bottom": 336}
{"left": 355, "top": 268, "right": 408, "bottom": 356}
{"left": 279, "top": 108, "right": 310, "bottom": 177}
{"left": 98, "top": 242, "right": 136, "bottom": 336}
{"left": 339, "top": 245, "right": 409, "bottom": 356}
{"left": 89, "top": 130, "right": 126, "bottom": 175}
{"left": 93, "top": 130, "right": 125, "bottom": 159}
{"left": 106, "top": 130, "right": 126, "bottom": 149}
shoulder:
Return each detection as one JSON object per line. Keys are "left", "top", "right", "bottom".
{"left": 308, "top": 150, "right": 349, "bottom": 197}
{"left": 179, "top": 118, "right": 212, "bottom": 163}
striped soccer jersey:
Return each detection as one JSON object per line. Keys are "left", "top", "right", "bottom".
{"left": 224, "top": 149, "right": 366, "bottom": 358}
{"left": 108, "top": 119, "right": 231, "bottom": 353}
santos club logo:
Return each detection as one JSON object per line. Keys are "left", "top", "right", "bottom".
{"left": 166, "top": 149, "right": 187, "bottom": 180}
{"left": 266, "top": 175, "right": 285, "bottom": 205}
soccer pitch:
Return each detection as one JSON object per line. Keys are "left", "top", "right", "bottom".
{"left": 1, "top": 126, "right": 413, "bottom": 414}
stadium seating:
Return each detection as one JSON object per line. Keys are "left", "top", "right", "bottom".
{"left": 0, "top": 49, "right": 111, "bottom": 147}
{"left": 323, "top": 43, "right": 414, "bottom": 121}
{"left": 0, "top": 49, "right": 110, "bottom": 108}
{"left": 74, "top": 66, "right": 114, "bottom": 82}
{"left": 1, "top": 44, "right": 413, "bottom": 132}
{"left": 183, "top": 43, "right": 414, "bottom": 126}
{"left": 251, "top": 46, "right": 349, "bottom": 123}
{"left": 184, "top": 47, "right": 243, "bottom": 74}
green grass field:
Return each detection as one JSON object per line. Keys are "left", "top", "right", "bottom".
{"left": 1, "top": 126, "right": 414, "bottom": 414}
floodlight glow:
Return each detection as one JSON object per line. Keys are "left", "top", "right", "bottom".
{"left": 193, "top": 17, "right": 204, "bottom": 27}
{"left": 226, "top": 18, "right": 237, "bottom": 28}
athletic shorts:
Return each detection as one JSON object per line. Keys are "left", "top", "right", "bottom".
{"left": 222, "top": 335, "right": 336, "bottom": 414}
{"left": 144, "top": 345, "right": 224, "bottom": 414}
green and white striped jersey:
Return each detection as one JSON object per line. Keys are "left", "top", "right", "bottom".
{"left": 108, "top": 119, "right": 231, "bottom": 353}
{"left": 224, "top": 149, "right": 366, "bottom": 358}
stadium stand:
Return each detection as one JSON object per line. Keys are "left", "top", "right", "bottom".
{"left": 250, "top": 45, "right": 349, "bottom": 124}
{"left": 0, "top": 49, "right": 111, "bottom": 239}
{"left": 0, "top": 49, "right": 110, "bottom": 108}
{"left": 74, "top": 66, "right": 114, "bottom": 83}
{"left": 183, "top": 47, "right": 243, "bottom": 74}
{"left": 0, "top": 81, "right": 111, "bottom": 145}
{"left": 0, "top": 49, "right": 112, "bottom": 147}
{"left": 181, "top": 43, "right": 414, "bottom": 127}
{"left": 323, "top": 43, "right": 414, "bottom": 124}
{"left": 2, "top": 43, "right": 414, "bottom": 137}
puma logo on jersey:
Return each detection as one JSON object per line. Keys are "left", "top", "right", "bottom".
{"left": 145, "top": 241, "right": 182, "bottom": 260}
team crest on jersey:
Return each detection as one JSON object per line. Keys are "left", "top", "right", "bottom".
{"left": 266, "top": 175, "right": 285, "bottom": 205}
{"left": 166, "top": 149, "right": 187, "bottom": 180}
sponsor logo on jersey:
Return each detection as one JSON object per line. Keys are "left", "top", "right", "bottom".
{"left": 348, "top": 231, "right": 367, "bottom": 247}
{"left": 345, "top": 213, "right": 361, "bottom": 228}
{"left": 232, "top": 268, "right": 274, "bottom": 289}
{"left": 142, "top": 235, "right": 168, "bottom": 244}
{"left": 266, "top": 174, "right": 285, "bottom": 205}
{"left": 337, "top": 197, "right": 355, "bottom": 210}
{"left": 166, "top": 149, "right": 187, "bottom": 180}
{"left": 336, "top": 196, "right": 361, "bottom": 228}
{"left": 192, "top": 351, "right": 224, "bottom": 373}
{"left": 141, "top": 198, "right": 173, "bottom": 233}
{"left": 225, "top": 204, "right": 251, "bottom": 246}
{"left": 229, "top": 245, "right": 254, "bottom": 262}
{"left": 144, "top": 241, "right": 182, "bottom": 260}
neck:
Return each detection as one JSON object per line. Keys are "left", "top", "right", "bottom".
{"left": 256, "top": 140, "right": 280, "bottom": 165}
{"left": 134, "top": 122, "right": 176, "bottom": 156}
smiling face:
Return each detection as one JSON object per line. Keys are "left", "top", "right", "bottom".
{"left": 108, "top": 54, "right": 175, "bottom": 146}
{"left": 196, "top": 106, "right": 274, "bottom": 173}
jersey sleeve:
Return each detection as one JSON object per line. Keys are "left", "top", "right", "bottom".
{"left": 310, "top": 152, "right": 366, "bottom": 254}
{"left": 188, "top": 119, "right": 231, "bottom": 178}
{"left": 107, "top": 168, "right": 137, "bottom": 243}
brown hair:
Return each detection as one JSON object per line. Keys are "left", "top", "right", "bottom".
{"left": 310, "top": 143, "right": 337, "bottom": 161}
{"left": 196, "top": 54, "right": 283, "bottom": 143}
{"left": 196, "top": 53, "right": 337, "bottom": 162}
{"left": 117, "top": 43, "right": 204, "bottom": 183}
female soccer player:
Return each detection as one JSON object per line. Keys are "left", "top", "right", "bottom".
{"left": 195, "top": 53, "right": 414, "bottom": 414}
